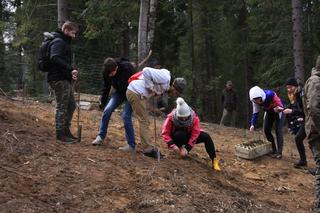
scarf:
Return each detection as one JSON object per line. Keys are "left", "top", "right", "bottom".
{"left": 172, "top": 109, "right": 194, "bottom": 128}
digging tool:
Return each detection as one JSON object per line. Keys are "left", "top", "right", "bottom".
{"left": 72, "top": 53, "right": 82, "bottom": 143}
{"left": 76, "top": 81, "right": 82, "bottom": 143}
{"left": 153, "top": 97, "right": 161, "bottom": 162}
{"left": 137, "top": 50, "right": 153, "bottom": 69}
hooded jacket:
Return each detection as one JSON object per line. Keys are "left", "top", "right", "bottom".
{"left": 303, "top": 68, "right": 320, "bottom": 138}
{"left": 127, "top": 67, "right": 171, "bottom": 98}
{"left": 47, "top": 30, "right": 74, "bottom": 82}
{"left": 249, "top": 86, "right": 283, "bottom": 126}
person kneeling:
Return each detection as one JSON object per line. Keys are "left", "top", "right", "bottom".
{"left": 161, "top": 97, "right": 220, "bottom": 171}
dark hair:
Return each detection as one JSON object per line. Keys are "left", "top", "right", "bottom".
{"left": 62, "top": 21, "right": 79, "bottom": 32}
{"left": 103, "top": 57, "right": 117, "bottom": 73}
{"left": 148, "top": 58, "right": 161, "bottom": 68}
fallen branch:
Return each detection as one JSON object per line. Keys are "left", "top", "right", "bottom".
{"left": 0, "top": 88, "right": 15, "bottom": 101}
{"left": 3, "top": 130, "right": 20, "bottom": 143}
{"left": 87, "top": 157, "right": 96, "bottom": 163}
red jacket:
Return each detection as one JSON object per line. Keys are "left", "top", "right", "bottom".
{"left": 161, "top": 110, "right": 201, "bottom": 151}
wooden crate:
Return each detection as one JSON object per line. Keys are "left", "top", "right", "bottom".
{"left": 235, "top": 140, "right": 272, "bottom": 160}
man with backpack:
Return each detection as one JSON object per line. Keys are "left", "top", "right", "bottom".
{"left": 126, "top": 66, "right": 186, "bottom": 158}
{"left": 91, "top": 57, "right": 135, "bottom": 151}
{"left": 44, "top": 21, "right": 79, "bottom": 143}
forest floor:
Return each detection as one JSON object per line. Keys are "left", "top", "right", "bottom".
{"left": 0, "top": 95, "right": 316, "bottom": 213}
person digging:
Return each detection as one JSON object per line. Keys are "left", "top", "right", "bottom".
{"left": 162, "top": 97, "right": 221, "bottom": 171}
{"left": 126, "top": 66, "right": 186, "bottom": 159}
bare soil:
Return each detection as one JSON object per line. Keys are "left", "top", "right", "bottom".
{"left": 0, "top": 96, "right": 315, "bottom": 213}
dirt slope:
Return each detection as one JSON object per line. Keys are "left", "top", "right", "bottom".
{"left": 0, "top": 96, "right": 315, "bottom": 213}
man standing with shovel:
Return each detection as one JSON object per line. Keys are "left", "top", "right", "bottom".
{"left": 47, "top": 21, "right": 79, "bottom": 143}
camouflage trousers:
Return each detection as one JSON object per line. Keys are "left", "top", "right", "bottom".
{"left": 49, "top": 80, "right": 76, "bottom": 134}
{"left": 308, "top": 133, "right": 320, "bottom": 212}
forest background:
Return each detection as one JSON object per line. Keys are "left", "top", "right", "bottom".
{"left": 0, "top": 0, "right": 319, "bottom": 128}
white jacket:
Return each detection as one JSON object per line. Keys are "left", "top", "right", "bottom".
{"left": 127, "top": 67, "right": 171, "bottom": 98}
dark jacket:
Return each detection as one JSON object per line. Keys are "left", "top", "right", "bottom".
{"left": 286, "top": 87, "right": 304, "bottom": 134}
{"left": 221, "top": 88, "right": 237, "bottom": 111}
{"left": 100, "top": 58, "right": 134, "bottom": 108}
{"left": 47, "top": 30, "right": 74, "bottom": 82}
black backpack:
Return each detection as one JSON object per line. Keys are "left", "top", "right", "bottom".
{"left": 37, "top": 32, "right": 56, "bottom": 72}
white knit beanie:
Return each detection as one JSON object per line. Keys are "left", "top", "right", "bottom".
{"left": 176, "top": 97, "right": 191, "bottom": 117}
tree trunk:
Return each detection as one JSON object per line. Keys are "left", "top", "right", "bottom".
{"left": 57, "top": 0, "right": 67, "bottom": 28}
{"left": 292, "top": 0, "right": 304, "bottom": 83}
{"left": 147, "top": 0, "right": 157, "bottom": 52}
{"left": 122, "top": 26, "right": 129, "bottom": 58}
{"left": 189, "top": 0, "right": 196, "bottom": 102}
{"left": 138, "top": 0, "right": 149, "bottom": 63}
{"left": 0, "top": 1, "right": 6, "bottom": 88}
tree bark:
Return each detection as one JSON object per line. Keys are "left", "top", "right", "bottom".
{"left": 138, "top": 0, "right": 149, "bottom": 63}
{"left": 292, "top": 0, "right": 304, "bottom": 83}
{"left": 189, "top": 0, "right": 196, "bottom": 102}
{"left": 57, "top": 0, "right": 67, "bottom": 29}
{"left": 0, "top": 1, "right": 6, "bottom": 86}
{"left": 147, "top": 0, "right": 157, "bottom": 52}
{"left": 122, "top": 26, "right": 129, "bottom": 58}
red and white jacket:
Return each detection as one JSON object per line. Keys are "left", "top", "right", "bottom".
{"left": 161, "top": 110, "right": 201, "bottom": 151}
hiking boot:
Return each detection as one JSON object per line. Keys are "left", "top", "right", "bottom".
{"left": 212, "top": 158, "right": 221, "bottom": 171}
{"left": 66, "top": 128, "right": 78, "bottom": 140}
{"left": 92, "top": 135, "right": 103, "bottom": 146}
{"left": 119, "top": 144, "right": 135, "bottom": 152}
{"left": 294, "top": 160, "right": 307, "bottom": 168}
{"left": 143, "top": 147, "right": 164, "bottom": 160}
{"left": 309, "top": 168, "right": 317, "bottom": 176}
{"left": 272, "top": 153, "right": 282, "bottom": 159}
{"left": 268, "top": 150, "right": 277, "bottom": 157}
{"left": 56, "top": 134, "right": 76, "bottom": 144}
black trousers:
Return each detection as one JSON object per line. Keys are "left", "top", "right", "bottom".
{"left": 295, "top": 124, "right": 307, "bottom": 162}
{"left": 264, "top": 111, "right": 285, "bottom": 154}
{"left": 172, "top": 130, "right": 216, "bottom": 160}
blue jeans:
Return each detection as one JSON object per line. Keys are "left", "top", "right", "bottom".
{"left": 98, "top": 92, "right": 135, "bottom": 148}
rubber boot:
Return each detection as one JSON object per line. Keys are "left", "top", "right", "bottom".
{"left": 212, "top": 158, "right": 221, "bottom": 171}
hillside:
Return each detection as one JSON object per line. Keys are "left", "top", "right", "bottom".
{"left": 0, "top": 96, "right": 315, "bottom": 213}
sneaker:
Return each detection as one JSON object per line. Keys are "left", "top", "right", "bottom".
{"left": 92, "top": 135, "right": 103, "bottom": 145}
{"left": 212, "top": 158, "right": 221, "bottom": 171}
{"left": 294, "top": 161, "right": 307, "bottom": 168}
{"left": 119, "top": 144, "right": 135, "bottom": 152}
